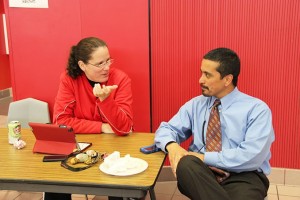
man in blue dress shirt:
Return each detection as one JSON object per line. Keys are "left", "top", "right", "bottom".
{"left": 154, "top": 47, "right": 275, "bottom": 200}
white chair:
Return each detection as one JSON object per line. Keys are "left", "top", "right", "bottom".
{"left": 7, "top": 97, "right": 51, "bottom": 128}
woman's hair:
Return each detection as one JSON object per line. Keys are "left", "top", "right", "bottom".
{"left": 203, "top": 48, "right": 240, "bottom": 86}
{"left": 67, "top": 37, "right": 107, "bottom": 78}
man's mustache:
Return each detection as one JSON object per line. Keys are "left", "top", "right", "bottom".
{"left": 201, "top": 85, "right": 209, "bottom": 90}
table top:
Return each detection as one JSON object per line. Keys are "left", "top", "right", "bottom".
{"left": 0, "top": 128, "right": 166, "bottom": 192}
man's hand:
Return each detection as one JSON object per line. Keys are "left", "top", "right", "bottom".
{"left": 93, "top": 84, "right": 118, "bottom": 101}
{"left": 101, "top": 123, "right": 114, "bottom": 133}
{"left": 166, "top": 143, "right": 187, "bottom": 178}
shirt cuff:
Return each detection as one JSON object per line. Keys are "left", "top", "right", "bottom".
{"left": 204, "top": 151, "right": 219, "bottom": 167}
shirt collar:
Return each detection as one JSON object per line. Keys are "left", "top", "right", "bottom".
{"left": 218, "top": 87, "right": 239, "bottom": 110}
{"left": 208, "top": 87, "right": 239, "bottom": 109}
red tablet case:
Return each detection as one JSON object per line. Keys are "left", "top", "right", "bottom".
{"left": 29, "top": 122, "right": 77, "bottom": 155}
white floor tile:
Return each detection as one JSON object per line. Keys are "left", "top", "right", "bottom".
{"left": 154, "top": 181, "right": 177, "bottom": 195}
{"left": 279, "top": 196, "right": 300, "bottom": 200}
{"left": 0, "top": 190, "right": 21, "bottom": 200}
{"left": 15, "top": 192, "right": 43, "bottom": 200}
{"left": 269, "top": 184, "right": 278, "bottom": 195}
{"left": 278, "top": 185, "right": 300, "bottom": 197}
{"left": 171, "top": 194, "right": 190, "bottom": 200}
{"left": 267, "top": 194, "right": 279, "bottom": 200}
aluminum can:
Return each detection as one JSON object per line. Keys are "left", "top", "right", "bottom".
{"left": 8, "top": 121, "right": 21, "bottom": 144}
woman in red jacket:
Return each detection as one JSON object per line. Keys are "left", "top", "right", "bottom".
{"left": 53, "top": 37, "right": 133, "bottom": 135}
{"left": 46, "top": 37, "right": 136, "bottom": 200}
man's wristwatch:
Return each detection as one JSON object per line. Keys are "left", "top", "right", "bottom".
{"left": 165, "top": 141, "right": 176, "bottom": 152}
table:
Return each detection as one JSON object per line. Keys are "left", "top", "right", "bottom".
{"left": 0, "top": 128, "right": 166, "bottom": 199}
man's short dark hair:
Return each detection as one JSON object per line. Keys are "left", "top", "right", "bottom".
{"left": 203, "top": 48, "right": 240, "bottom": 86}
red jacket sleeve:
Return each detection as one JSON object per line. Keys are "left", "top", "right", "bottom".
{"left": 97, "top": 72, "right": 133, "bottom": 135}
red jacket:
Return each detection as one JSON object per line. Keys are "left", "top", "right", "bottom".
{"left": 53, "top": 68, "right": 133, "bottom": 135}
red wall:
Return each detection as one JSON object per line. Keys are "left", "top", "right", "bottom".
{"left": 4, "top": 0, "right": 150, "bottom": 132}
{"left": 150, "top": 0, "right": 300, "bottom": 168}
{"left": 4, "top": 0, "right": 81, "bottom": 108}
{"left": 79, "top": 0, "right": 150, "bottom": 132}
{"left": 4, "top": 0, "right": 300, "bottom": 169}
{"left": 0, "top": 0, "right": 11, "bottom": 90}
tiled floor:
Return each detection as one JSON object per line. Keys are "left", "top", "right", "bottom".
{"left": 1, "top": 96, "right": 300, "bottom": 200}
{"left": 1, "top": 182, "right": 300, "bottom": 200}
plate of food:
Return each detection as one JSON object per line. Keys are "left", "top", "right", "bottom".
{"left": 99, "top": 151, "right": 148, "bottom": 176}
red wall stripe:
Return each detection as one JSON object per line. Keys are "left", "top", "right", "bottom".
{"left": 150, "top": 0, "right": 300, "bottom": 168}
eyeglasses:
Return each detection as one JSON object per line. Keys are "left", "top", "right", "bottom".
{"left": 88, "top": 58, "right": 114, "bottom": 70}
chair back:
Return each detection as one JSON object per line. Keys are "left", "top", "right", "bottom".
{"left": 7, "top": 98, "right": 51, "bottom": 128}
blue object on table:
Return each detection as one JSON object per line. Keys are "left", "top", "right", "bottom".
{"left": 140, "top": 144, "right": 161, "bottom": 154}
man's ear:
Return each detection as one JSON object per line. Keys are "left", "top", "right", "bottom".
{"left": 224, "top": 74, "right": 233, "bottom": 86}
{"left": 78, "top": 61, "right": 86, "bottom": 71}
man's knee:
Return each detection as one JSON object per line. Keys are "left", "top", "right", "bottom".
{"left": 177, "top": 155, "right": 200, "bottom": 177}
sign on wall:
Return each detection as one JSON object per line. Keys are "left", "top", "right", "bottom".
{"left": 9, "top": 0, "right": 48, "bottom": 8}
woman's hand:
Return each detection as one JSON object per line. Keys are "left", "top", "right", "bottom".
{"left": 101, "top": 123, "right": 114, "bottom": 133}
{"left": 93, "top": 83, "right": 118, "bottom": 101}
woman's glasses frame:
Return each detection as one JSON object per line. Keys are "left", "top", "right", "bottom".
{"left": 87, "top": 58, "right": 114, "bottom": 70}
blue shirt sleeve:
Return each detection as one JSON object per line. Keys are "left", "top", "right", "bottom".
{"left": 154, "top": 96, "right": 207, "bottom": 152}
